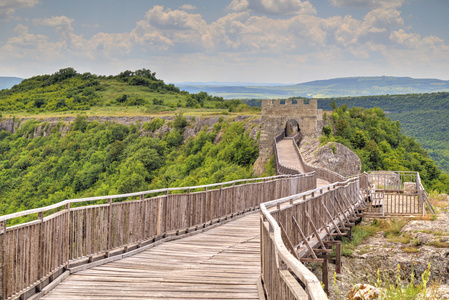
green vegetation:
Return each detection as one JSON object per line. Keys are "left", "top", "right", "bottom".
{"left": 340, "top": 218, "right": 409, "bottom": 256}
{"left": 0, "top": 116, "right": 258, "bottom": 224}
{"left": 321, "top": 104, "right": 449, "bottom": 193}
{"left": 345, "top": 263, "right": 439, "bottom": 300}
{"left": 0, "top": 68, "right": 259, "bottom": 116}
{"left": 242, "top": 93, "right": 449, "bottom": 173}
{"left": 318, "top": 93, "right": 449, "bottom": 173}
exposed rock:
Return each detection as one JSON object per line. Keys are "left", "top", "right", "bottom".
{"left": 323, "top": 211, "right": 449, "bottom": 300}
{"left": 214, "top": 131, "right": 224, "bottom": 144}
{"left": 0, "top": 115, "right": 260, "bottom": 143}
{"left": 348, "top": 284, "right": 382, "bottom": 300}
{"left": 253, "top": 157, "right": 266, "bottom": 177}
{"left": 440, "top": 194, "right": 449, "bottom": 201}
{"left": 299, "top": 136, "right": 361, "bottom": 177}
{"left": 0, "top": 118, "right": 15, "bottom": 133}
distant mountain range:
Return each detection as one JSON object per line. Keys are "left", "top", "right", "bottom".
{"left": 0, "top": 77, "right": 23, "bottom": 90}
{"left": 3, "top": 75, "right": 449, "bottom": 99}
{"left": 178, "top": 76, "right": 449, "bottom": 99}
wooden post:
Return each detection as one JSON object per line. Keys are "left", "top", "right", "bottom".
{"left": 156, "top": 192, "right": 167, "bottom": 236}
{"left": 37, "top": 212, "right": 44, "bottom": 292}
{"left": 140, "top": 194, "right": 145, "bottom": 242}
{"left": 65, "top": 203, "right": 71, "bottom": 269}
{"left": 335, "top": 241, "right": 342, "bottom": 274}
{"left": 186, "top": 189, "right": 191, "bottom": 229}
{"left": 322, "top": 253, "right": 329, "bottom": 295}
{"left": 0, "top": 220, "right": 5, "bottom": 300}
{"left": 106, "top": 198, "right": 112, "bottom": 257}
{"left": 203, "top": 187, "right": 207, "bottom": 226}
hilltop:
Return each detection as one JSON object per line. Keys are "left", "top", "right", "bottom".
{"left": 179, "top": 76, "right": 449, "bottom": 99}
{"left": 0, "top": 68, "right": 257, "bottom": 119}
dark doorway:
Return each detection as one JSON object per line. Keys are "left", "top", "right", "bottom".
{"left": 284, "top": 119, "right": 300, "bottom": 137}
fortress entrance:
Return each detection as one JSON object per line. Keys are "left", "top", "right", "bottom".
{"left": 284, "top": 119, "right": 300, "bottom": 137}
{"left": 257, "top": 98, "right": 323, "bottom": 168}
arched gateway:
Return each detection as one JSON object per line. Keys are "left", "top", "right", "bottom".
{"left": 258, "top": 98, "right": 323, "bottom": 166}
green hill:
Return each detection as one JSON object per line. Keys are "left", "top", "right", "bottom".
{"left": 0, "top": 68, "right": 235, "bottom": 116}
{"left": 318, "top": 93, "right": 449, "bottom": 173}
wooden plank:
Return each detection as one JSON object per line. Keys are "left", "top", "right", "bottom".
{"left": 41, "top": 214, "right": 261, "bottom": 300}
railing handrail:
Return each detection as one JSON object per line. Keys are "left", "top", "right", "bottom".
{"left": 260, "top": 176, "right": 359, "bottom": 300}
{"left": 416, "top": 171, "right": 436, "bottom": 214}
{"left": 273, "top": 131, "right": 303, "bottom": 175}
{"left": 292, "top": 139, "right": 346, "bottom": 183}
{"left": 0, "top": 173, "right": 306, "bottom": 222}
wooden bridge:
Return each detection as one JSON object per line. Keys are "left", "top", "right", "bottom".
{"left": 0, "top": 132, "right": 433, "bottom": 300}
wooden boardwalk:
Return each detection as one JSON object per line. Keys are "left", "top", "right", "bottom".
{"left": 41, "top": 213, "right": 261, "bottom": 300}
{"left": 276, "top": 139, "right": 304, "bottom": 173}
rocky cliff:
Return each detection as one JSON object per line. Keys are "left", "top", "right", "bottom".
{"left": 299, "top": 136, "right": 361, "bottom": 177}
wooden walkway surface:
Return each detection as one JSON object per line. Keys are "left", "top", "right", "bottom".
{"left": 277, "top": 139, "right": 305, "bottom": 173}
{"left": 42, "top": 213, "right": 261, "bottom": 300}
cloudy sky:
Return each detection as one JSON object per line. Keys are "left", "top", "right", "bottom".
{"left": 1, "top": 0, "right": 448, "bottom": 83}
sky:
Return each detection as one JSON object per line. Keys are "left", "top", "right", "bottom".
{"left": 0, "top": 0, "right": 449, "bottom": 84}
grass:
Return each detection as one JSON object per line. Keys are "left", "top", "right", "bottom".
{"left": 401, "top": 246, "right": 420, "bottom": 253}
{"left": 429, "top": 239, "right": 449, "bottom": 248}
{"left": 340, "top": 218, "right": 410, "bottom": 256}
{"left": 345, "top": 262, "right": 442, "bottom": 300}
{"left": 2, "top": 106, "right": 261, "bottom": 120}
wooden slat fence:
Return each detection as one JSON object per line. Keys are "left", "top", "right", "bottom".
{"left": 0, "top": 173, "right": 317, "bottom": 300}
{"left": 362, "top": 171, "right": 432, "bottom": 216}
{"left": 260, "top": 177, "right": 364, "bottom": 300}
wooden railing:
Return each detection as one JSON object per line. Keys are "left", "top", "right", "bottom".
{"left": 364, "top": 171, "right": 435, "bottom": 216}
{"left": 273, "top": 131, "right": 303, "bottom": 175}
{"left": 260, "top": 177, "right": 363, "bottom": 300}
{"left": 0, "top": 173, "right": 317, "bottom": 300}
{"left": 274, "top": 132, "right": 346, "bottom": 183}
{"left": 293, "top": 139, "right": 346, "bottom": 183}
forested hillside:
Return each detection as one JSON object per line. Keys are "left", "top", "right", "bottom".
{"left": 318, "top": 93, "right": 449, "bottom": 173}
{"left": 1, "top": 68, "right": 448, "bottom": 223}
{"left": 321, "top": 104, "right": 449, "bottom": 192}
{"left": 243, "top": 93, "right": 449, "bottom": 173}
{"left": 0, "top": 115, "right": 260, "bottom": 224}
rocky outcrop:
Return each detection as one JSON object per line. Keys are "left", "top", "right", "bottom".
{"left": 0, "top": 115, "right": 261, "bottom": 142}
{"left": 322, "top": 210, "right": 449, "bottom": 299}
{"left": 300, "top": 136, "right": 361, "bottom": 177}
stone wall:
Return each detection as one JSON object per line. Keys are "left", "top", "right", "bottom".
{"left": 258, "top": 98, "right": 322, "bottom": 167}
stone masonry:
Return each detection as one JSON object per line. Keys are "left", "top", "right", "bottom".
{"left": 258, "top": 99, "right": 323, "bottom": 166}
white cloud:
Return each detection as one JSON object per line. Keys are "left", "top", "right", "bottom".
{"left": 228, "top": 0, "right": 316, "bottom": 15}
{"left": 145, "top": 5, "right": 206, "bottom": 31}
{"left": 1, "top": 3, "right": 449, "bottom": 82}
{"left": 330, "top": 0, "right": 404, "bottom": 9}
{"left": 0, "top": 0, "right": 39, "bottom": 21}
{"left": 228, "top": 0, "right": 249, "bottom": 11}
{"left": 179, "top": 4, "right": 197, "bottom": 10}
{"left": 34, "top": 15, "right": 74, "bottom": 28}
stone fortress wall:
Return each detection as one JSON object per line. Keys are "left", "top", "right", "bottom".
{"left": 258, "top": 98, "right": 323, "bottom": 166}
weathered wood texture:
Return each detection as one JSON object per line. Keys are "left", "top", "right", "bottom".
{"left": 363, "top": 171, "right": 430, "bottom": 216}
{"left": 260, "top": 177, "right": 363, "bottom": 300}
{"left": 0, "top": 174, "right": 316, "bottom": 300}
{"left": 42, "top": 213, "right": 261, "bottom": 300}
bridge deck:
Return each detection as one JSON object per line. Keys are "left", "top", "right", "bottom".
{"left": 277, "top": 139, "right": 305, "bottom": 173}
{"left": 42, "top": 214, "right": 261, "bottom": 300}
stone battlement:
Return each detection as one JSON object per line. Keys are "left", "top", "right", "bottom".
{"left": 262, "top": 98, "right": 317, "bottom": 107}
{"left": 257, "top": 98, "right": 324, "bottom": 171}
